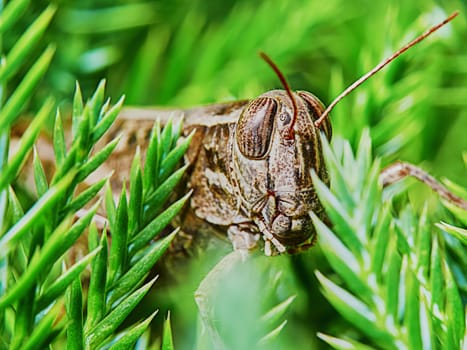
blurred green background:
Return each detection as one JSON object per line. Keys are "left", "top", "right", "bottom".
{"left": 7, "top": 0, "right": 467, "bottom": 348}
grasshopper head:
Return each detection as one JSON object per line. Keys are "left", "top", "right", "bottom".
{"left": 232, "top": 90, "right": 331, "bottom": 254}
{"left": 242, "top": 11, "right": 460, "bottom": 253}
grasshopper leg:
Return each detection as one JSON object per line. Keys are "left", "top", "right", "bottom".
{"left": 227, "top": 223, "right": 261, "bottom": 251}
{"left": 380, "top": 161, "right": 467, "bottom": 210}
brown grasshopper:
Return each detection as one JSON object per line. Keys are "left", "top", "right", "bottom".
{"left": 18, "top": 12, "right": 464, "bottom": 260}
{"left": 94, "top": 11, "right": 465, "bottom": 259}
{"left": 103, "top": 88, "right": 331, "bottom": 257}
{"left": 14, "top": 11, "right": 465, "bottom": 349}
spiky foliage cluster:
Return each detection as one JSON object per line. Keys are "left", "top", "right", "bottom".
{"left": 63, "top": 84, "right": 191, "bottom": 349}
{"left": 312, "top": 133, "right": 465, "bottom": 349}
{"left": 0, "top": 2, "right": 187, "bottom": 348}
{"left": 1, "top": 70, "right": 183, "bottom": 350}
{"left": 2, "top": 0, "right": 467, "bottom": 349}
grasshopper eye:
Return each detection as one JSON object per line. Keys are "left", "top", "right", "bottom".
{"left": 297, "top": 91, "right": 332, "bottom": 140}
{"left": 236, "top": 97, "right": 277, "bottom": 159}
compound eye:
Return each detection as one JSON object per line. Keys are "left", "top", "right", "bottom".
{"left": 236, "top": 97, "right": 277, "bottom": 159}
{"left": 297, "top": 91, "right": 332, "bottom": 140}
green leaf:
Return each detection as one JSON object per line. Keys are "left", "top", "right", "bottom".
{"left": 0, "top": 170, "right": 76, "bottom": 253}
{"left": 105, "top": 182, "right": 117, "bottom": 227}
{"left": 88, "top": 80, "right": 106, "bottom": 126}
{"left": 0, "top": 45, "right": 55, "bottom": 131}
{"left": 436, "top": 222, "right": 467, "bottom": 245}
{"left": 418, "top": 291, "right": 433, "bottom": 349}
{"left": 0, "top": 0, "right": 30, "bottom": 32}
{"left": 130, "top": 193, "right": 189, "bottom": 254}
{"left": 172, "top": 117, "right": 183, "bottom": 145}
{"left": 258, "top": 320, "right": 287, "bottom": 347}
{"left": 33, "top": 147, "right": 48, "bottom": 197}
{"left": 92, "top": 95, "right": 125, "bottom": 142}
{"left": 108, "top": 231, "right": 176, "bottom": 306}
{"left": 108, "top": 185, "right": 129, "bottom": 285}
{"left": 22, "top": 302, "right": 62, "bottom": 350}
{"left": 311, "top": 170, "right": 363, "bottom": 255}
{"left": 108, "top": 311, "right": 157, "bottom": 350}
{"left": 58, "top": 3, "right": 159, "bottom": 34}
{"left": 415, "top": 206, "right": 431, "bottom": 275}
{"left": 35, "top": 247, "right": 101, "bottom": 313}
{"left": 370, "top": 205, "right": 392, "bottom": 277}
{"left": 99, "top": 98, "right": 111, "bottom": 121}
{"left": 260, "top": 295, "right": 295, "bottom": 330}
{"left": 443, "top": 177, "right": 467, "bottom": 199}
{"left": 11, "top": 288, "right": 36, "bottom": 349}
{"left": 315, "top": 271, "right": 393, "bottom": 345}
{"left": 143, "top": 164, "right": 188, "bottom": 221}
{"left": 317, "top": 333, "right": 376, "bottom": 350}
{"left": 444, "top": 260, "right": 464, "bottom": 349}
{"left": 76, "top": 106, "right": 92, "bottom": 158}
{"left": 356, "top": 160, "right": 382, "bottom": 240}
{"left": 320, "top": 137, "right": 355, "bottom": 211}
{"left": 85, "top": 231, "right": 108, "bottom": 334}
{"left": 72, "top": 82, "right": 84, "bottom": 139}
{"left": 7, "top": 187, "right": 25, "bottom": 223}
{"left": 429, "top": 238, "right": 443, "bottom": 336}
{"left": 66, "top": 278, "right": 84, "bottom": 350}
{"left": 404, "top": 267, "right": 422, "bottom": 350}
{"left": 159, "top": 130, "right": 193, "bottom": 181}
{"left": 143, "top": 120, "right": 160, "bottom": 191}
{"left": 0, "top": 5, "right": 56, "bottom": 81}
{"left": 53, "top": 110, "right": 67, "bottom": 167}
{"left": 0, "top": 137, "right": 8, "bottom": 230}
{"left": 129, "top": 148, "right": 143, "bottom": 236}
{"left": 0, "top": 201, "right": 98, "bottom": 309}
{"left": 0, "top": 98, "right": 54, "bottom": 190}
{"left": 51, "top": 144, "right": 79, "bottom": 185}
{"left": 161, "top": 312, "right": 174, "bottom": 350}
{"left": 86, "top": 277, "right": 157, "bottom": 348}
{"left": 440, "top": 181, "right": 467, "bottom": 225}
{"left": 159, "top": 117, "right": 173, "bottom": 159}
{"left": 311, "top": 211, "right": 372, "bottom": 301}
{"left": 394, "top": 211, "right": 412, "bottom": 256}
{"left": 77, "top": 136, "right": 119, "bottom": 182}
{"left": 385, "top": 239, "right": 402, "bottom": 321}
{"left": 355, "top": 128, "right": 372, "bottom": 189}
{"left": 62, "top": 176, "right": 108, "bottom": 214}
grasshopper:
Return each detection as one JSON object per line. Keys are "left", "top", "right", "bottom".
{"left": 12, "top": 12, "right": 462, "bottom": 260}
{"left": 14, "top": 10, "right": 466, "bottom": 349}
{"left": 116, "top": 83, "right": 332, "bottom": 257}
{"left": 91, "top": 11, "right": 464, "bottom": 261}
{"left": 100, "top": 13, "right": 467, "bottom": 348}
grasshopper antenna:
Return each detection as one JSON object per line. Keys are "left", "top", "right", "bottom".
{"left": 315, "top": 11, "right": 459, "bottom": 128}
{"left": 259, "top": 52, "right": 298, "bottom": 140}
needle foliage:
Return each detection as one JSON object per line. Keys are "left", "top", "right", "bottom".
{"left": 2, "top": 0, "right": 466, "bottom": 349}
{"left": 312, "top": 133, "right": 465, "bottom": 349}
